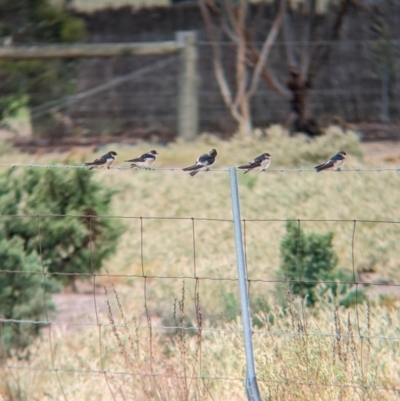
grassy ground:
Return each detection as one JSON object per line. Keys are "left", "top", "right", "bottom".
{"left": 1, "top": 125, "right": 400, "bottom": 400}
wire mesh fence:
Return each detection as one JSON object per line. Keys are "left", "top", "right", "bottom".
{"left": 2, "top": 38, "right": 400, "bottom": 144}
{"left": 1, "top": 165, "right": 400, "bottom": 400}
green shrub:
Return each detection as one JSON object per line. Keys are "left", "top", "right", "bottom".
{"left": 0, "top": 235, "right": 59, "bottom": 350}
{"left": 0, "top": 0, "right": 87, "bottom": 120}
{"left": 0, "top": 167, "right": 123, "bottom": 289}
{"left": 278, "top": 221, "right": 365, "bottom": 307}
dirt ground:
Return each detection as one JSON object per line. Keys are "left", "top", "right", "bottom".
{"left": 361, "top": 141, "right": 400, "bottom": 165}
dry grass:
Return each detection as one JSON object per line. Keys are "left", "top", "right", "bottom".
{"left": 1, "top": 125, "right": 400, "bottom": 399}
{"left": 2, "top": 289, "right": 400, "bottom": 400}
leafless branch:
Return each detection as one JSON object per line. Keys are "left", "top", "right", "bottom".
{"left": 283, "top": 10, "right": 298, "bottom": 70}
{"left": 244, "top": 28, "right": 290, "bottom": 97}
{"left": 233, "top": 0, "right": 249, "bottom": 112}
{"left": 222, "top": 0, "right": 240, "bottom": 33}
{"left": 247, "top": 0, "right": 287, "bottom": 98}
{"left": 199, "top": 0, "right": 237, "bottom": 119}
{"left": 221, "top": 19, "right": 240, "bottom": 45}
{"left": 300, "top": 0, "right": 314, "bottom": 82}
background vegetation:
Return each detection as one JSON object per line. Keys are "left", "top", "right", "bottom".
{"left": 0, "top": 166, "right": 122, "bottom": 351}
{"left": 0, "top": 0, "right": 86, "bottom": 129}
{"left": 0, "top": 126, "right": 399, "bottom": 399}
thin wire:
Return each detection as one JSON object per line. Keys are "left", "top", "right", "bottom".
{"left": 0, "top": 318, "right": 399, "bottom": 341}
{"left": 30, "top": 56, "right": 178, "bottom": 119}
{"left": 37, "top": 216, "right": 68, "bottom": 401}
{"left": 351, "top": 219, "right": 365, "bottom": 383}
{"left": 0, "top": 214, "right": 233, "bottom": 222}
{"left": 16, "top": 87, "right": 400, "bottom": 96}
{"left": 4, "top": 214, "right": 400, "bottom": 225}
{"left": 3, "top": 214, "right": 400, "bottom": 225}
{"left": 15, "top": 88, "right": 400, "bottom": 96}
{"left": 88, "top": 217, "right": 117, "bottom": 400}
{"left": 139, "top": 217, "right": 161, "bottom": 396}
{"left": 1, "top": 269, "right": 400, "bottom": 290}
{"left": 4, "top": 364, "right": 400, "bottom": 393}
{"left": 197, "top": 39, "right": 400, "bottom": 46}
{"left": 296, "top": 219, "right": 311, "bottom": 387}
{"left": 1, "top": 163, "right": 400, "bottom": 172}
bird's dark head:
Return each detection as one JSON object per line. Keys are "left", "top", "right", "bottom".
{"left": 149, "top": 150, "right": 158, "bottom": 155}
{"left": 209, "top": 149, "right": 217, "bottom": 157}
{"left": 263, "top": 153, "right": 271, "bottom": 158}
{"left": 109, "top": 151, "right": 118, "bottom": 157}
{"left": 338, "top": 151, "right": 346, "bottom": 156}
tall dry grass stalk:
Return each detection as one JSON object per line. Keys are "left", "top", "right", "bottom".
{"left": 1, "top": 288, "right": 399, "bottom": 400}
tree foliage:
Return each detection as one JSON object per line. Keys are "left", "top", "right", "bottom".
{"left": 0, "top": 165, "right": 122, "bottom": 351}
{"left": 0, "top": 0, "right": 87, "bottom": 120}
{"left": 0, "top": 167, "right": 123, "bottom": 288}
{"left": 0, "top": 235, "right": 59, "bottom": 350}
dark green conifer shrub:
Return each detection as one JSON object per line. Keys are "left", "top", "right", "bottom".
{"left": 279, "top": 221, "right": 365, "bottom": 307}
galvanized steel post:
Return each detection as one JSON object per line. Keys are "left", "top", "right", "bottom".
{"left": 229, "top": 167, "right": 262, "bottom": 401}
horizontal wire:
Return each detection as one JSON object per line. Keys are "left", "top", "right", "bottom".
{"left": 197, "top": 39, "right": 400, "bottom": 46}
{"left": 0, "top": 269, "right": 398, "bottom": 288}
{"left": 2, "top": 214, "right": 400, "bottom": 225}
{"left": 4, "top": 364, "right": 241, "bottom": 382}
{"left": 0, "top": 213, "right": 233, "bottom": 221}
{"left": 3, "top": 89, "right": 396, "bottom": 96}
{"left": 0, "top": 163, "right": 400, "bottom": 172}
{"left": 4, "top": 364, "right": 400, "bottom": 393}
{"left": 1, "top": 318, "right": 399, "bottom": 341}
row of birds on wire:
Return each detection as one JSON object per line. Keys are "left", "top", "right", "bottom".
{"left": 84, "top": 149, "right": 347, "bottom": 176}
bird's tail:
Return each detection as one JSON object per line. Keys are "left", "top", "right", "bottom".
{"left": 314, "top": 162, "right": 333, "bottom": 172}
{"left": 239, "top": 163, "right": 258, "bottom": 174}
{"left": 238, "top": 164, "right": 251, "bottom": 170}
{"left": 182, "top": 164, "right": 200, "bottom": 172}
{"left": 189, "top": 170, "right": 199, "bottom": 177}
{"left": 84, "top": 163, "right": 96, "bottom": 170}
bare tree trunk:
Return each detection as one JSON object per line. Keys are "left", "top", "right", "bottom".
{"left": 234, "top": 0, "right": 252, "bottom": 135}
{"left": 284, "top": 0, "right": 356, "bottom": 136}
{"left": 199, "top": 0, "right": 285, "bottom": 136}
{"left": 238, "top": 95, "right": 252, "bottom": 136}
{"left": 380, "top": 66, "right": 390, "bottom": 123}
{"left": 287, "top": 69, "right": 316, "bottom": 135}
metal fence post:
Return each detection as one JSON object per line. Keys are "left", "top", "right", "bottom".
{"left": 229, "top": 167, "right": 262, "bottom": 401}
{"left": 176, "top": 31, "right": 199, "bottom": 141}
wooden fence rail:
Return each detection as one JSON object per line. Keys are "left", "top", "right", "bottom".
{"left": 0, "top": 31, "right": 199, "bottom": 141}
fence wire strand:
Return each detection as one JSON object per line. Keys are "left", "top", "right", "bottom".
{"left": 0, "top": 163, "right": 400, "bottom": 172}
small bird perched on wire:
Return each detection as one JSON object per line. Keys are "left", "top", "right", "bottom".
{"left": 84, "top": 151, "right": 118, "bottom": 170}
{"left": 125, "top": 150, "right": 158, "bottom": 170}
{"left": 182, "top": 149, "right": 218, "bottom": 177}
{"left": 238, "top": 153, "right": 271, "bottom": 174}
{"left": 314, "top": 151, "right": 346, "bottom": 172}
